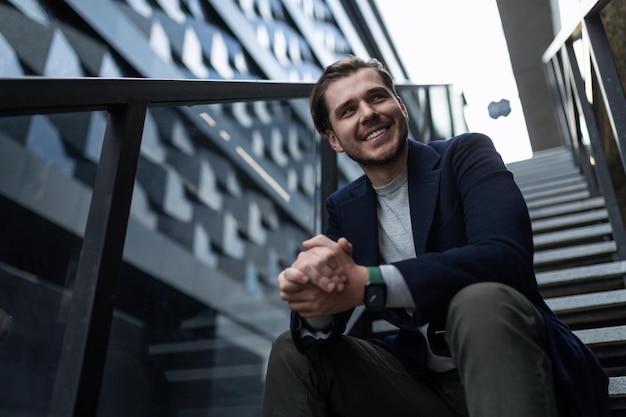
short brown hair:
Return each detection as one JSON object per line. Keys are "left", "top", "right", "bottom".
{"left": 310, "top": 56, "right": 397, "bottom": 136}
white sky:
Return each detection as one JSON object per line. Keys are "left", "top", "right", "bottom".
{"left": 375, "top": 0, "right": 533, "bottom": 163}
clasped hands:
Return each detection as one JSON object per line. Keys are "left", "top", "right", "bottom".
{"left": 278, "top": 235, "right": 368, "bottom": 318}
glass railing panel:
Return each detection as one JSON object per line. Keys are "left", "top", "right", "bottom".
{"left": 0, "top": 110, "right": 105, "bottom": 416}
{"left": 104, "top": 97, "right": 319, "bottom": 416}
{"left": 428, "top": 85, "right": 455, "bottom": 141}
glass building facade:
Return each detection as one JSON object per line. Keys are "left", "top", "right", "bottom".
{"left": 0, "top": 0, "right": 466, "bottom": 415}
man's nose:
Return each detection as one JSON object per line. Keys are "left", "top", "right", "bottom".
{"left": 359, "top": 102, "right": 378, "bottom": 122}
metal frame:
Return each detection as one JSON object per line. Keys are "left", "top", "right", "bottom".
{"left": 542, "top": 0, "right": 626, "bottom": 260}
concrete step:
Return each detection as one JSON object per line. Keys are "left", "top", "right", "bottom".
{"left": 149, "top": 339, "right": 231, "bottom": 355}
{"left": 529, "top": 197, "right": 606, "bottom": 220}
{"left": 164, "top": 363, "right": 263, "bottom": 383}
{"left": 575, "top": 325, "right": 626, "bottom": 347}
{"left": 534, "top": 241, "right": 617, "bottom": 267}
{"left": 533, "top": 223, "right": 613, "bottom": 249}
{"left": 511, "top": 159, "right": 580, "bottom": 181}
{"left": 532, "top": 208, "right": 609, "bottom": 233}
{"left": 537, "top": 261, "right": 626, "bottom": 289}
{"left": 523, "top": 182, "right": 589, "bottom": 203}
{"left": 509, "top": 157, "right": 577, "bottom": 176}
{"left": 507, "top": 148, "right": 572, "bottom": 169}
{"left": 526, "top": 190, "right": 592, "bottom": 210}
{"left": 513, "top": 167, "right": 580, "bottom": 188}
{"left": 517, "top": 175, "right": 586, "bottom": 196}
{"left": 545, "top": 289, "right": 626, "bottom": 317}
{"left": 515, "top": 170, "right": 583, "bottom": 189}
{"left": 512, "top": 148, "right": 626, "bottom": 405}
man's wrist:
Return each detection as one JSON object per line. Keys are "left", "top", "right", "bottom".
{"left": 367, "top": 266, "right": 383, "bottom": 284}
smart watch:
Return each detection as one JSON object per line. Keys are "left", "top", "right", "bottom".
{"left": 363, "top": 266, "right": 387, "bottom": 309}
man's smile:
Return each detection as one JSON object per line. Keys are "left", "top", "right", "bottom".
{"left": 364, "top": 127, "right": 388, "bottom": 141}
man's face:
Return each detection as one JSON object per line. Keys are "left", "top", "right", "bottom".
{"left": 324, "top": 68, "right": 409, "bottom": 168}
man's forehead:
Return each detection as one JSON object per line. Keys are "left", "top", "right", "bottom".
{"left": 326, "top": 69, "right": 386, "bottom": 102}
{"left": 329, "top": 68, "right": 384, "bottom": 88}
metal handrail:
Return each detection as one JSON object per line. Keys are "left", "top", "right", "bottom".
{"left": 0, "top": 77, "right": 313, "bottom": 115}
{"left": 542, "top": 0, "right": 626, "bottom": 260}
{"left": 0, "top": 76, "right": 461, "bottom": 416}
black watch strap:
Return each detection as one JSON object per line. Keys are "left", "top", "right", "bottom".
{"left": 364, "top": 267, "right": 386, "bottom": 309}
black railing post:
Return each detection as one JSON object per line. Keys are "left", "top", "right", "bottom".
{"left": 48, "top": 103, "right": 147, "bottom": 417}
{"left": 320, "top": 138, "right": 338, "bottom": 234}
{"left": 584, "top": 13, "right": 626, "bottom": 173}
{"left": 565, "top": 42, "right": 626, "bottom": 260}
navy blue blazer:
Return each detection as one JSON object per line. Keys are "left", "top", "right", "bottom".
{"left": 291, "top": 133, "right": 609, "bottom": 416}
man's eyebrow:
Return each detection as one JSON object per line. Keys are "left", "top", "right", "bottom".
{"left": 367, "top": 86, "right": 390, "bottom": 95}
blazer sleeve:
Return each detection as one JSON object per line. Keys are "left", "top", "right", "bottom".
{"left": 394, "top": 133, "right": 538, "bottom": 325}
{"left": 288, "top": 196, "right": 355, "bottom": 353}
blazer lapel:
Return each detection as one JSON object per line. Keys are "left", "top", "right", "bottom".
{"left": 406, "top": 140, "right": 442, "bottom": 255}
{"left": 340, "top": 180, "right": 380, "bottom": 266}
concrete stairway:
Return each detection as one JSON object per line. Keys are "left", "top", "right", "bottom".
{"left": 146, "top": 314, "right": 267, "bottom": 417}
{"left": 507, "top": 147, "right": 626, "bottom": 414}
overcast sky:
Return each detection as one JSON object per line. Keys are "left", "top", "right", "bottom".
{"left": 374, "top": 0, "right": 533, "bottom": 162}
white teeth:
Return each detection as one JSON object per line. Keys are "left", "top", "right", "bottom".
{"left": 366, "top": 128, "right": 386, "bottom": 141}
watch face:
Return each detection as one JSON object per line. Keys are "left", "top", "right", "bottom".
{"left": 365, "top": 284, "right": 386, "bottom": 309}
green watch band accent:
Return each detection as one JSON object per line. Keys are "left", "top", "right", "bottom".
{"left": 367, "top": 266, "right": 383, "bottom": 284}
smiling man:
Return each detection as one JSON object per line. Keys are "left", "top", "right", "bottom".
{"left": 261, "top": 56, "right": 609, "bottom": 417}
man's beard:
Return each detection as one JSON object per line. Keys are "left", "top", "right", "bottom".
{"left": 348, "top": 135, "right": 407, "bottom": 167}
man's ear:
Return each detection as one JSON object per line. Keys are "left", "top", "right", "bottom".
{"left": 325, "top": 130, "right": 344, "bottom": 153}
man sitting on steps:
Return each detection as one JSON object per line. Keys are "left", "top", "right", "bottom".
{"left": 262, "top": 56, "right": 609, "bottom": 417}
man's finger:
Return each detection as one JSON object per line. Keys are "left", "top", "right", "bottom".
{"left": 337, "top": 237, "right": 353, "bottom": 255}
{"left": 301, "top": 234, "right": 335, "bottom": 249}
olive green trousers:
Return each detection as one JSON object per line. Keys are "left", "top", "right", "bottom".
{"left": 262, "top": 282, "right": 557, "bottom": 417}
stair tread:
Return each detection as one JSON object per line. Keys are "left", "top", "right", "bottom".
{"left": 523, "top": 182, "right": 589, "bottom": 202}
{"left": 529, "top": 197, "right": 606, "bottom": 220}
{"left": 534, "top": 241, "right": 617, "bottom": 266}
{"left": 510, "top": 158, "right": 576, "bottom": 171}
{"left": 514, "top": 170, "right": 582, "bottom": 187}
{"left": 575, "top": 325, "right": 626, "bottom": 345}
{"left": 537, "top": 260, "right": 626, "bottom": 287}
{"left": 532, "top": 209, "right": 609, "bottom": 232}
{"left": 165, "top": 363, "right": 263, "bottom": 382}
{"left": 149, "top": 339, "right": 231, "bottom": 355}
{"left": 526, "top": 190, "right": 592, "bottom": 210}
{"left": 517, "top": 175, "right": 585, "bottom": 195}
{"left": 545, "top": 289, "right": 626, "bottom": 313}
{"left": 533, "top": 223, "right": 613, "bottom": 248}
